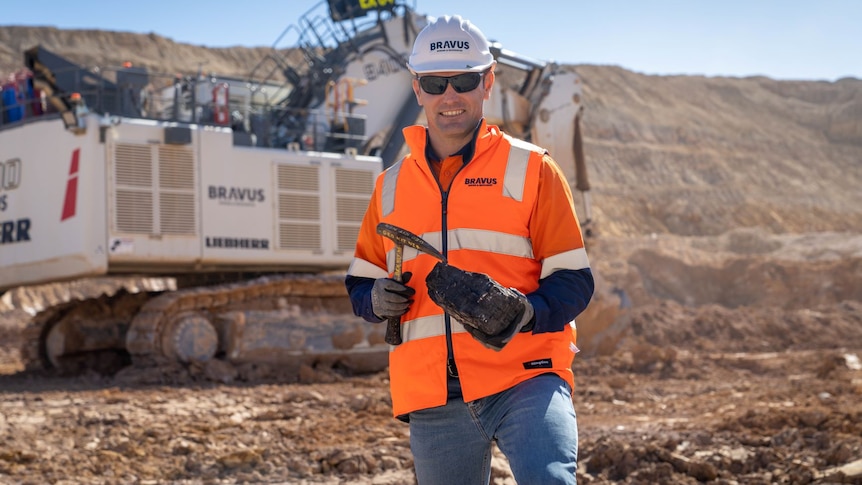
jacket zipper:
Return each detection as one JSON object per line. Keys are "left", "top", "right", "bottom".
{"left": 428, "top": 153, "right": 468, "bottom": 379}
{"left": 440, "top": 189, "right": 458, "bottom": 378}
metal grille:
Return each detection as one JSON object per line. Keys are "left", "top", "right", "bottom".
{"left": 337, "top": 225, "right": 360, "bottom": 252}
{"left": 160, "top": 193, "right": 196, "bottom": 235}
{"left": 336, "top": 196, "right": 368, "bottom": 221}
{"left": 113, "top": 142, "right": 197, "bottom": 236}
{"left": 115, "top": 190, "right": 153, "bottom": 233}
{"left": 279, "top": 223, "right": 321, "bottom": 249}
{"left": 334, "top": 168, "right": 373, "bottom": 252}
{"left": 278, "top": 193, "right": 320, "bottom": 220}
{"left": 277, "top": 165, "right": 319, "bottom": 191}
{"left": 115, "top": 144, "right": 152, "bottom": 187}
{"left": 158, "top": 145, "right": 195, "bottom": 189}
{"left": 276, "top": 164, "right": 322, "bottom": 250}
{"left": 335, "top": 168, "right": 374, "bottom": 194}
{"left": 158, "top": 145, "right": 196, "bottom": 235}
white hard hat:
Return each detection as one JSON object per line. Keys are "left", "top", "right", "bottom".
{"left": 407, "top": 15, "right": 495, "bottom": 75}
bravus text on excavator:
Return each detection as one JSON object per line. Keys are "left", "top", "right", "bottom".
{"left": 0, "top": 0, "right": 617, "bottom": 381}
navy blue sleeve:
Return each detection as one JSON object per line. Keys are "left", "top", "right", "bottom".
{"left": 526, "top": 268, "right": 595, "bottom": 334}
{"left": 345, "top": 274, "right": 385, "bottom": 323}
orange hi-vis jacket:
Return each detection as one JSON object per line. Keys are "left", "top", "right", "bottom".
{"left": 347, "top": 120, "right": 591, "bottom": 418}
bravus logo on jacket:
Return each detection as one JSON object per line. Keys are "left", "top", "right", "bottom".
{"left": 464, "top": 177, "right": 497, "bottom": 187}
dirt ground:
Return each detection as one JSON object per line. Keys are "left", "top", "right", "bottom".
{"left": 1, "top": 230, "right": 861, "bottom": 485}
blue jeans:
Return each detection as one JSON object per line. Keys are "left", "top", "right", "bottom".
{"left": 409, "top": 373, "right": 578, "bottom": 485}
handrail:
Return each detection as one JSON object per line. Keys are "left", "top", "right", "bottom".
{"left": 1, "top": 63, "right": 369, "bottom": 152}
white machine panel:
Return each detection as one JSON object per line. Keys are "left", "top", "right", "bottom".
{"left": 0, "top": 115, "right": 108, "bottom": 289}
{"left": 197, "top": 128, "right": 378, "bottom": 269}
{"left": 1, "top": 106, "right": 381, "bottom": 289}
{"left": 101, "top": 118, "right": 380, "bottom": 272}
{"left": 105, "top": 120, "right": 202, "bottom": 264}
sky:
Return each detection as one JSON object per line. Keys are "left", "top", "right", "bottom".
{"left": 2, "top": 0, "right": 859, "bottom": 82}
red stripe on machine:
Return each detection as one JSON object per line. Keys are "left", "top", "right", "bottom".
{"left": 61, "top": 149, "right": 80, "bottom": 221}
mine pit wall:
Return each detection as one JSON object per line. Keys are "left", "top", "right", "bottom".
{"left": 575, "top": 66, "right": 862, "bottom": 239}
{"left": 576, "top": 229, "right": 862, "bottom": 356}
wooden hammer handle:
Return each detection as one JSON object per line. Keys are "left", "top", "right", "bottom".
{"left": 385, "top": 316, "right": 403, "bottom": 345}
{"left": 385, "top": 244, "right": 404, "bottom": 345}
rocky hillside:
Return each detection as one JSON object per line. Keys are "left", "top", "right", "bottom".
{"left": 2, "top": 26, "right": 861, "bottom": 240}
{"left": 0, "top": 26, "right": 283, "bottom": 80}
{"left": 578, "top": 65, "right": 862, "bottom": 237}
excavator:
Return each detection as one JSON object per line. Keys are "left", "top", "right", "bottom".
{"left": 0, "top": 0, "right": 612, "bottom": 379}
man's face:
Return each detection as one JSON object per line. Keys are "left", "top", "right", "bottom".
{"left": 412, "top": 69, "right": 494, "bottom": 143}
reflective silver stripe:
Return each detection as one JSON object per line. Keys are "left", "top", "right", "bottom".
{"left": 381, "top": 161, "right": 402, "bottom": 217}
{"left": 401, "top": 314, "right": 468, "bottom": 344}
{"left": 509, "top": 137, "right": 543, "bottom": 153}
{"left": 447, "top": 228, "right": 533, "bottom": 258}
{"left": 380, "top": 231, "right": 533, "bottom": 271}
{"left": 385, "top": 231, "right": 445, "bottom": 273}
{"left": 504, "top": 139, "right": 538, "bottom": 202}
{"left": 540, "top": 247, "right": 591, "bottom": 279}
{"left": 420, "top": 231, "right": 444, "bottom": 254}
{"left": 347, "top": 257, "right": 389, "bottom": 278}
{"left": 401, "top": 314, "right": 446, "bottom": 342}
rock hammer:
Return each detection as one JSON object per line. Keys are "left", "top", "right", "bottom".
{"left": 376, "top": 223, "right": 447, "bottom": 345}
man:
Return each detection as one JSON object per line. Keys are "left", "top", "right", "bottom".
{"left": 345, "top": 14, "right": 594, "bottom": 485}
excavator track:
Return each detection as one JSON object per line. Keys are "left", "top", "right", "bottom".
{"left": 18, "top": 274, "right": 389, "bottom": 379}
{"left": 127, "top": 273, "right": 362, "bottom": 362}
{"left": 19, "top": 290, "right": 155, "bottom": 374}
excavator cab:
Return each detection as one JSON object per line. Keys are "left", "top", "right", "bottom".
{"left": 246, "top": 0, "right": 422, "bottom": 160}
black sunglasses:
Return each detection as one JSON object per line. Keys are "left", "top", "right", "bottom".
{"left": 418, "top": 72, "right": 484, "bottom": 95}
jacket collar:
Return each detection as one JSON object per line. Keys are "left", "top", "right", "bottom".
{"left": 424, "top": 119, "right": 484, "bottom": 165}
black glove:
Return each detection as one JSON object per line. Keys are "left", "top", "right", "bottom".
{"left": 425, "top": 263, "right": 534, "bottom": 351}
{"left": 371, "top": 272, "right": 415, "bottom": 320}
{"left": 461, "top": 304, "right": 534, "bottom": 351}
